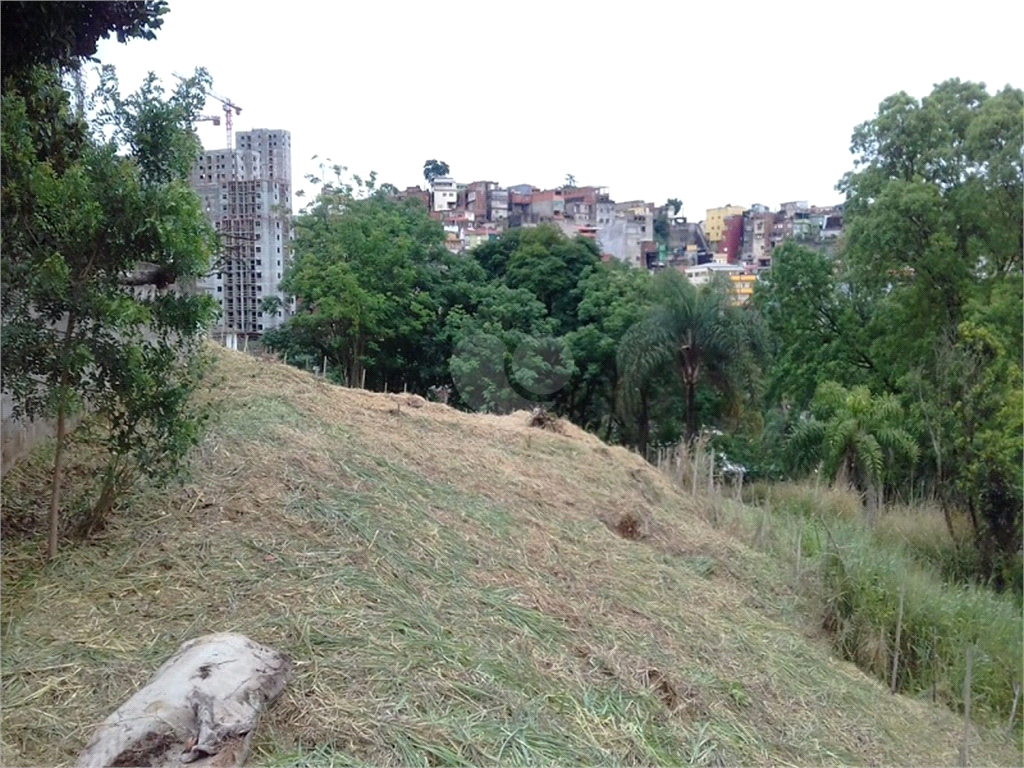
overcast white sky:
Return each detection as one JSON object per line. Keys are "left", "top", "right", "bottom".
{"left": 94, "top": 0, "right": 1022, "bottom": 220}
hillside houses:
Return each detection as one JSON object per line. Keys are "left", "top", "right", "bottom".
{"left": 385, "top": 174, "right": 843, "bottom": 301}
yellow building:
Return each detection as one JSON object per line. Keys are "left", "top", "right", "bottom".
{"left": 729, "top": 273, "right": 757, "bottom": 304}
{"left": 681, "top": 263, "right": 756, "bottom": 305}
{"left": 704, "top": 204, "right": 745, "bottom": 244}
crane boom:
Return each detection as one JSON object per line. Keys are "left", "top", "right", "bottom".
{"left": 172, "top": 71, "right": 242, "bottom": 149}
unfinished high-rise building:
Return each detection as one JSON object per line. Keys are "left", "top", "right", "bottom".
{"left": 189, "top": 129, "right": 294, "bottom": 347}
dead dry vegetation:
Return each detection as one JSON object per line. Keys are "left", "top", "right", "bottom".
{"left": 1, "top": 345, "right": 1020, "bottom": 767}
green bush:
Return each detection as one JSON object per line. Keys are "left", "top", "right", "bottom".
{"left": 821, "top": 534, "right": 1022, "bottom": 723}
{"left": 697, "top": 480, "right": 1023, "bottom": 728}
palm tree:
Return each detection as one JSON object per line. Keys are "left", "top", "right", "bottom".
{"left": 617, "top": 270, "right": 744, "bottom": 443}
{"left": 789, "top": 381, "right": 918, "bottom": 509}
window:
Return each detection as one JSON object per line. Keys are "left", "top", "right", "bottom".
{"left": 276, "top": 260, "right": 281, "bottom": 266}
{"left": 255, "top": 247, "right": 261, "bottom": 253}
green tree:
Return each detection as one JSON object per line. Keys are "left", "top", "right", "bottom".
{"left": 443, "top": 283, "right": 563, "bottom": 414}
{"left": 1, "top": 57, "right": 218, "bottom": 557}
{"left": 618, "top": 269, "right": 746, "bottom": 443}
{"left": 563, "top": 260, "right": 653, "bottom": 436}
{"left": 423, "top": 158, "right": 450, "bottom": 184}
{"left": 653, "top": 214, "right": 669, "bottom": 248}
{"left": 667, "top": 198, "right": 683, "bottom": 216}
{"left": 907, "top": 323, "right": 1023, "bottom": 578}
{"left": 831, "top": 79, "right": 1022, "bottom": 569}
{"left": 471, "top": 225, "right": 601, "bottom": 335}
{"left": 838, "top": 80, "right": 1022, "bottom": 383}
{"left": 564, "top": 173, "right": 576, "bottom": 188}
{"left": 789, "top": 382, "right": 918, "bottom": 512}
{"left": 264, "top": 186, "right": 449, "bottom": 390}
{"left": 752, "top": 241, "right": 879, "bottom": 407}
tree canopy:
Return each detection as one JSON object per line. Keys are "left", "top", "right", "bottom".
{"left": 619, "top": 270, "right": 747, "bottom": 444}
{"left": 423, "top": 158, "right": 450, "bottom": 184}
{"left": 1, "top": 1, "right": 168, "bottom": 82}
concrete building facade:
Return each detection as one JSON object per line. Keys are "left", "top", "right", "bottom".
{"left": 431, "top": 177, "right": 459, "bottom": 212}
{"left": 190, "top": 129, "right": 294, "bottom": 343}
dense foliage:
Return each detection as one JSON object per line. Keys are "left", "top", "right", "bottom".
{"left": 266, "top": 79, "right": 1020, "bottom": 590}
{"left": 1, "top": 3, "right": 218, "bottom": 557}
{"left": 755, "top": 79, "right": 1023, "bottom": 588}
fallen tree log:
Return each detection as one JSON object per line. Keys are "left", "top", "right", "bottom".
{"left": 76, "top": 633, "right": 292, "bottom": 768}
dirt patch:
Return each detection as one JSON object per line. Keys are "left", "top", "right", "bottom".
{"left": 598, "top": 508, "right": 652, "bottom": 541}
{"left": 641, "top": 669, "right": 709, "bottom": 719}
{"left": 641, "top": 668, "right": 679, "bottom": 709}
{"left": 527, "top": 407, "right": 562, "bottom": 433}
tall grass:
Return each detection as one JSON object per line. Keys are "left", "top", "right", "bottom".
{"left": 655, "top": 447, "right": 1023, "bottom": 731}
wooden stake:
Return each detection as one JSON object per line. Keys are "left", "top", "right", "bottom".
{"left": 692, "top": 448, "right": 699, "bottom": 497}
{"left": 795, "top": 528, "right": 802, "bottom": 584}
{"left": 1008, "top": 683, "right": 1020, "bottom": 735}
{"left": 959, "top": 643, "right": 973, "bottom": 767}
{"left": 891, "top": 583, "right": 905, "bottom": 693}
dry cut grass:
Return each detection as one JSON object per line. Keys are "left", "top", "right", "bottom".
{"left": 1, "top": 345, "right": 1020, "bottom": 767}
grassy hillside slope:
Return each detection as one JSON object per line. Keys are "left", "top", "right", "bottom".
{"left": 1, "top": 347, "right": 1019, "bottom": 766}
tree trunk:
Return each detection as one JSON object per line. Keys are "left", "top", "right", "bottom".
{"left": 684, "top": 380, "right": 697, "bottom": 442}
{"left": 603, "top": 415, "right": 615, "bottom": 443}
{"left": 47, "top": 407, "right": 67, "bottom": 561}
{"left": 638, "top": 388, "right": 650, "bottom": 458}
{"left": 47, "top": 311, "right": 78, "bottom": 561}
{"left": 76, "top": 633, "right": 292, "bottom": 768}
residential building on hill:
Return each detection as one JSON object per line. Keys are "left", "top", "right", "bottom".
{"left": 431, "top": 177, "right": 459, "bottom": 212}
{"left": 465, "top": 181, "right": 495, "bottom": 221}
{"left": 597, "top": 203, "right": 653, "bottom": 268}
{"left": 679, "top": 263, "right": 756, "bottom": 305}
{"left": 395, "top": 185, "right": 431, "bottom": 210}
{"left": 530, "top": 189, "right": 565, "bottom": 221}
{"left": 489, "top": 188, "right": 509, "bottom": 222}
{"left": 704, "top": 204, "right": 745, "bottom": 245}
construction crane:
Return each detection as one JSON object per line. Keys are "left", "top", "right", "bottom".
{"left": 172, "top": 72, "right": 242, "bottom": 149}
